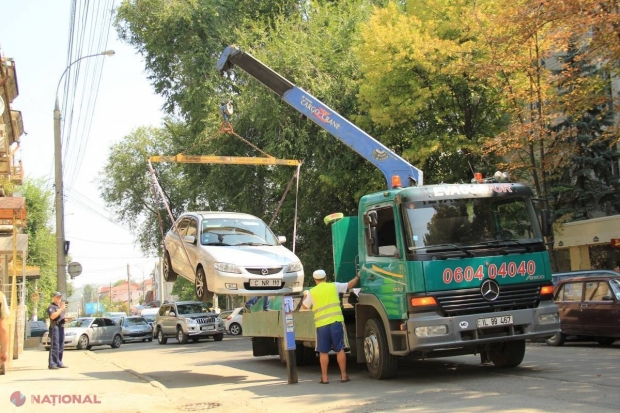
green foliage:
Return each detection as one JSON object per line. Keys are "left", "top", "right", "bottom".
{"left": 171, "top": 277, "right": 199, "bottom": 302}
{"left": 21, "top": 179, "right": 57, "bottom": 320}
{"left": 547, "top": 42, "right": 620, "bottom": 221}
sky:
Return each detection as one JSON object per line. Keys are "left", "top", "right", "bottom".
{"left": 0, "top": 1, "right": 165, "bottom": 289}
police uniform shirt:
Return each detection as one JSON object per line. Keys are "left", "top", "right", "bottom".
{"left": 47, "top": 302, "right": 65, "bottom": 326}
{"left": 0, "top": 291, "right": 9, "bottom": 319}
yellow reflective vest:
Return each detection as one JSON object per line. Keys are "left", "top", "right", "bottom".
{"left": 310, "top": 282, "right": 344, "bottom": 328}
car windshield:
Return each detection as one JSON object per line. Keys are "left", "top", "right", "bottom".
{"left": 177, "top": 303, "right": 211, "bottom": 315}
{"left": 66, "top": 319, "right": 92, "bottom": 328}
{"left": 142, "top": 315, "right": 155, "bottom": 322}
{"left": 200, "top": 217, "right": 279, "bottom": 246}
{"left": 123, "top": 318, "right": 148, "bottom": 327}
{"left": 404, "top": 195, "right": 541, "bottom": 251}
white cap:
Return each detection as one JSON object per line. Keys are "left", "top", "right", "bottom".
{"left": 312, "top": 269, "right": 327, "bottom": 279}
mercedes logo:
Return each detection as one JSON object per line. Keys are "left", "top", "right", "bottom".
{"left": 261, "top": 268, "right": 269, "bottom": 276}
{"left": 480, "top": 279, "right": 500, "bottom": 301}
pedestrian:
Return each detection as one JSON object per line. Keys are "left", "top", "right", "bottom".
{"left": 0, "top": 290, "right": 10, "bottom": 368}
{"left": 301, "top": 269, "right": 360, "bottom": 384}
{"left": 244, "top": 296, "right": 270, "bottom": 312}
{"left": 614, "top": 266, "right": 620, "bottom": 273}
{"left": 47, "top": 292, "right": 68, "bottom": 369}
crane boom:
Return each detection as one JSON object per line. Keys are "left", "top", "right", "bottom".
{"left": 217, "top": 45, "right": 423, "bottom": 188}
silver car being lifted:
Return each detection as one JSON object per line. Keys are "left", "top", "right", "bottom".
{"left": 154, "top": 301, "right": 225, "bottom": 344}
{"left": 162, "top": 211, "right": 304, "bottom": 301}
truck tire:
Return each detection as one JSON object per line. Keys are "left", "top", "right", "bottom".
{"left": 596, "top": 337, "right": 615, "bottom": 346}
{"left": 163, "top": 251, "right": 177, "bottom": 282}
{"left": 364, "top": 318, "right": 398, "bottom": 379}
{"left": 488, "top": 339, "right": 526, "bottom": 368}
{"left": 545, "top": 333, "right": 565, "bottom": 347}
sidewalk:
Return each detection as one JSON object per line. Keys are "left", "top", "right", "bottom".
{"left": 0, "top": 345, "right": 172, "bottom": 413}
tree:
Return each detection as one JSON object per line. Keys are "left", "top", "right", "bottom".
{"left": 355, "top": 1, "right": 507, "bottom": 184}
{"left": 547, "top": 42, "right": 620, "bottom": 221}
{"left": 22, "top": 179, "right": 57, "bottom": 320}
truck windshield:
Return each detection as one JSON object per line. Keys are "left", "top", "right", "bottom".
{"left": 403, "top": 196, "right": 541, "bottom": 251}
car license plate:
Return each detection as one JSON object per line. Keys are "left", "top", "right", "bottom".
{"left": 201, "top": 326, "right": 215, "bottom": 331}
{"left": 477, "top": 315, "right": 513, "bottom": 328}
{"left": 250, "top": 279, "right": 282, "bottom": 287}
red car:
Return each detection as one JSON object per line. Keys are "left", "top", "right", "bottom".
{"left": 546, "top": 275, "right": 620, "bottom": 346}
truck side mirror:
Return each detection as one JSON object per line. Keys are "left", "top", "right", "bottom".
{"left": 541, "top": 209, "right": 552, "bottom": 237}
{"left": 364, "top": 210, "right": 378, "bottom": 226}
{"left": 183, "top": 235, "right": 196, "bottom": 244}
{"left": 278, "top": 235, "right": 287, "bottom": 244}
{"left": 369, "top": 227, "right": 379, "bottom": 256}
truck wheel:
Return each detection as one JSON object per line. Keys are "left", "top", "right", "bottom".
{"left": 546, "top": 333, "right": 565, "bottom": 347}
{"left": 163, "top": 251, "right": 177, "bottom": 282}
{"left": 488, "top": 339, "right": 525, "bottom": 368}
{"left": 157, "top": 329, "right": 167, "bottom": 345}
{"left": 177, "top": 327, "right": 189, "bottom": 344}
{"left": 195, "top": 267, "right": 208, "bottom": 301}
{"left": 364, "top": 318, "right": 398, "bottom": 379}
{"left": 213, "top": 333, "right": 224, "bottom": 342}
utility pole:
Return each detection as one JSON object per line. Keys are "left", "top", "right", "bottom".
{"left": 127, "top": 264, "right": 131, "bottom": 315}
{"left": 53, "top": 50, "right": 115, "bottom": 295}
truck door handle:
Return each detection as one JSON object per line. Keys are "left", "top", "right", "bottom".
{"left": 580, "top": 303, "right": 588, "bottom": 309}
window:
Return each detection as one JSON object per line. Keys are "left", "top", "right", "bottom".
{"left": 585, "top": 281, "right": 611, "bottom": 301}
{"left": 104, "top": 318, "right": 116, "bottom": 327}
{"left": 158, "top": 305, "right": 170, "bottom": 316}
{"left": 94, "top": 318, "right": 105, "bottom": 327}
{"left": 174, "top": 217, "right": 190, "bottom": 237}
{"left": 186, "top": 218, "right": 198, "bottom": 238}
{"left": 557, "top": 282, "right": 583, "bottom": 302}
{"left": 366, "top": 207, "right": 398, "bottom": 257}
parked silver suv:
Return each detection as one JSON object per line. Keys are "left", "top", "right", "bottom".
{"left": 154, "top": 301, "right": 225, "bottom": 344}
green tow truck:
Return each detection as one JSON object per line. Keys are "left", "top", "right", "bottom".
{"left": 218, "top": 46, "right": 560, "bottom": 379}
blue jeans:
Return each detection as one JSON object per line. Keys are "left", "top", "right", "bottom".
{"left": 245, "top": 296, "right": 270, "bottom": 311}
{"left": 48, "top": 325, "right": 64, "bottom": 367}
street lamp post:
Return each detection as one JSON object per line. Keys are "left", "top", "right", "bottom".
{"left": 54, "top": 50, "right": 114, "bottom": 295}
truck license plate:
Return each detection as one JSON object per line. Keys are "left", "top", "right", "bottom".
{"left": 250, "top": 279, "right": 282, "bottom": 287}
{"left": 477, "top": 315, "right": 513, "bottom": 329}
{"left": 201, "top": 326, "right": 215, "bottom": 331}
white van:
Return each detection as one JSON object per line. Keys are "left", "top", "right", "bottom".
{"left": 140, "top": 308, "right": 159, "bottom": 326}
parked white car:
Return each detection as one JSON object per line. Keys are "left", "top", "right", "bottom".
{"left": 163, "top": 211, "right": 304, "bottom": 300}
{"left": 224, "top": 307, "right": 245, "bottom": 336}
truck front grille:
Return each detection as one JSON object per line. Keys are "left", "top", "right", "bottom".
{"left": 434, "top": 284, "right": 541, "bottom": 316}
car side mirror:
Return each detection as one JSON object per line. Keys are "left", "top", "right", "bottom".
{"left": 169, "top": 312, "right": 176, "bottom": 317}
{"left": 91, "top": 324, "right": 98, "bottom": 328}
{"left": 183, "top": 235, "right": 196, "bottom": 244}
{"left": 278, "top": 235, "right": 286, "bottom": 244}
{"left": 602, "top": 295, "right": 614, "bottom": 301}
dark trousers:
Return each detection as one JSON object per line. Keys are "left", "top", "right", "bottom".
{"left": 48, "top": 325, "right": 64, "bottom": 367}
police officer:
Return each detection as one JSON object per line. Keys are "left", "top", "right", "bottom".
{"left": 301, "top": 269, "right": 359, "bottom": 384}
{"left": 47, "top": 292, "right": 68, "bottom": 369}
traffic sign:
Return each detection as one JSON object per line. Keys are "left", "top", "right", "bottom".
{"left": 67, "top": 261, "right": 83, "bottom": 278}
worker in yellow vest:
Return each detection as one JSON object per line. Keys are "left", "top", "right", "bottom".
{"left": 301, "top": 269, "right": 359, "bottom": 384}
